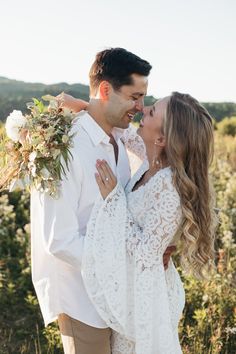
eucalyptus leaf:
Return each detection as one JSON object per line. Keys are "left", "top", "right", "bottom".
{"left": 42, "top": 94, "right": 56, "bottom": 102}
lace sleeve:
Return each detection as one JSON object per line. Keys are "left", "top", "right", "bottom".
{"left": 82, "top": 173, "right": 184, "bottom": 354}
{"left": 121, "top": 124, "right": 146, "bottom": 160}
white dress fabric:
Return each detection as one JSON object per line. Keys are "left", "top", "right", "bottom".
{"left": 82, "top": 128, "right": 185, "bottom": 354}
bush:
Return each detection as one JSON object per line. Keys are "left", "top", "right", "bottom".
{"left": 217, "top": 116, "right": 236, "bottom": 137}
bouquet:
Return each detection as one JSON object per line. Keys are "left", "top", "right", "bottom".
{"left": 0, "top": 95, "right": 76, "bottom": 198}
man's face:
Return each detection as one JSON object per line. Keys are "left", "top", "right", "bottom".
{"left": 105, "top": 74, "right": 148, "bottom": 129}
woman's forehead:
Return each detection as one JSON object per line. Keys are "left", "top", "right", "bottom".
{"left": 154, "top": 96, "right": 169, "bottom": 111}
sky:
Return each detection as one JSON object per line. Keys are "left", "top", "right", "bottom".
{"left": 0, "top": 0, "right": 235, "bottom": 102}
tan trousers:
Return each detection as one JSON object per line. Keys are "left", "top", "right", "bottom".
{"left": 58, "top": 313, "right": 112, "bottom": 354}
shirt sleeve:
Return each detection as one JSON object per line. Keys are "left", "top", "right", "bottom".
{"left": 31, "top": 149, "right": 85, "bottom": 269}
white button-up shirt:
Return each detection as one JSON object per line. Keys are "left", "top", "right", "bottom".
{"left": 30, "top": 111, "right": 131, "bottom": 327}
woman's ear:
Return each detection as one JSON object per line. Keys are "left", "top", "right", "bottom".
{"left": 98, "top": 81, "right": 110, "bottom": 101}
{"left": 155, "top": 135, "right": 166, "bottom": 147}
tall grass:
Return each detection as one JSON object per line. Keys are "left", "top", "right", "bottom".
{"left": 0, "top": 128, "right": 235, "bottom": 353}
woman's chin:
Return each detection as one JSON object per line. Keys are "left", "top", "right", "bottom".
{"left": 137, "top": 127, "right": 143, "bottom": 137}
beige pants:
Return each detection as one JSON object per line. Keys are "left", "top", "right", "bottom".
{"left": 58, "top": 313, "right": 112, "bottom": 354}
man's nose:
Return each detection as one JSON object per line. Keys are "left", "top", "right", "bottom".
{"left": 135, "top": 98, "right": 144, "bottom": 112}
{"left": 142, "top": 106, "right": 148, "bottom": 115}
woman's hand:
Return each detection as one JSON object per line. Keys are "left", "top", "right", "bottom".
{"left": 56, "top": 92, "right": 88, "bottom": 112}
{"left": 95, "top": 160, "right": 117, "bottom": 200}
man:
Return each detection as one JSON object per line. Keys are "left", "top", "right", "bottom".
{"left": 31, "top": 47, "right": 152, "bottom": 354}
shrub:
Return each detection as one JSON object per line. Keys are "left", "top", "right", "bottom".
{"left": 217, "top": 117, "right": 236, "bottom": 137}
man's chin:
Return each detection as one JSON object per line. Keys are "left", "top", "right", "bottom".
{"left": 120, "top": 122, "right": 130, "bottom": 129}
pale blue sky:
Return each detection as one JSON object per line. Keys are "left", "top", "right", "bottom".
{"left": 0, "top": 0, "right": 235, "bottom": 101}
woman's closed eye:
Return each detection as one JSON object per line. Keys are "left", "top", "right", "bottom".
{"left": 150, "top": 104, "right": 156, "bottom": 117}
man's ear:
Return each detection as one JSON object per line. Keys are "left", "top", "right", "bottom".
{"left": 98, "top": 81, "right": 111, "bottom": 101}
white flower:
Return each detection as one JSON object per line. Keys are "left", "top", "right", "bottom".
{"left": 28, "top": 161, "right": 37, "bottom": 177}
{"left": 40, "top": 167, "right": 51, "bottom": 180}
{"left": 62, "top": 135, "right": 69, "bottom": 144}
{"left": 5, "top": 110, "right": 27, "bottom": 142}
{"left": 29, "top": 151, "right": 37, "bottom": 162}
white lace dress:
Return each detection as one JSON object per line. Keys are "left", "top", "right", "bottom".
{"left": 82, "top": 126, "right": 185, "bottom": 354}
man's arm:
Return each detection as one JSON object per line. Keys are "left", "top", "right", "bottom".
{"left": 31, "top": 148, "right": 85, "bottom": 269}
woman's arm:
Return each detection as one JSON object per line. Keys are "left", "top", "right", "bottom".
{"left": 95, "top": 160, "right": 180, "bottom": 268}
{"left": 57, "top": 92, "right": 88, "bottom": 112}
{"left": 121, "top": 123, "right": 147, "bottom": 161}
{"left": 82, "top": 165, "right": 183, "bottom": 352}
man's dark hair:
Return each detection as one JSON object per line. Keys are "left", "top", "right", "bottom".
{"left": 89, "top": 47, "right": 152, "bottom": 95}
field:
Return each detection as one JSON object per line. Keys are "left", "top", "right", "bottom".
{"left": 0, "top": 124, "right": 236, "bottom": 353}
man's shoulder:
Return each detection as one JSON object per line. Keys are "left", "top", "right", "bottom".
{"left": 71, "top": 112, "right": 94, "bottom": 145}
{"left": 71, "top": 111, "right": 88, "bottom": 134}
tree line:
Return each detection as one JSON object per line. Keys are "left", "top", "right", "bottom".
{"left": 0, "top": 76, "right": 236, "bottom": 122}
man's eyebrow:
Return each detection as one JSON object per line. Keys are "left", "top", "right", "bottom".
{"left": 131, "top": 92, "right": 145, "bottom": 96}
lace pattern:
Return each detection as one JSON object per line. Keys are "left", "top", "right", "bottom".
{"left": 82, "top": 167, "right": 185, "bottom": 354}
{"left": 121, "top": 124, "right": 146, "bottom": 161}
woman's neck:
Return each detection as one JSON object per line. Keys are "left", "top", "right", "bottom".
{"left": 145, "top": 144, "right": 169, "bottom": 171}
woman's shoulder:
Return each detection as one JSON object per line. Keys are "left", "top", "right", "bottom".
{"left": 152, "top": 166, "right": 173, "bottom": 185}
{"left": 150, "top": 167, "right": 179, "bottom": 196}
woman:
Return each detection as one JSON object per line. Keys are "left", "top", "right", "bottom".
{"left": 60, "top": 92, "right": 216, "bottom": 354}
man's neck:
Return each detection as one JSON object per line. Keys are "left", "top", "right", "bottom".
{"left": 87, "top": 100, "right": 113, "bottom": 136}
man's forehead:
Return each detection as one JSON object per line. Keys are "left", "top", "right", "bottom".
{"left": 131, "top": 73, "right": 148, "bottom": 86}
{"left": 125, "top": 74, "right": 148, "bottom": 95}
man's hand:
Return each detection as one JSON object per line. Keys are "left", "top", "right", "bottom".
{"left": 56, "top": 92, "right": 88, "bottom": 112}
{"left": 163, "top": 245, "right": 176, "bottom": 270}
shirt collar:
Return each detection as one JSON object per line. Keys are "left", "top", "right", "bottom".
{"left": 78, "top": 111, "right": 125, "bottom": 146}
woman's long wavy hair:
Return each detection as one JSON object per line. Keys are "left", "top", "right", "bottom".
{"left": 163, "top": 92, "right": 217, "bottom": 279}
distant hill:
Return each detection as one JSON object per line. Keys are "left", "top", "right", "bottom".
{"left": 0, "top": 76, "right": 89, "bottom": 97}
{"left": 0, "top": 77, "right": 235, "bottom": 122}
{"left": 0, "top": 77, "right": 90, "bottom": 121}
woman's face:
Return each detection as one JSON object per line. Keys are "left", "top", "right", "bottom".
{"left": 137, "top": 97, "right": 169, "bottom": 145}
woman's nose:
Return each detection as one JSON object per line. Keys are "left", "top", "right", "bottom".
{"left": 142, "top": 106, "right": 148, "bottom": 115}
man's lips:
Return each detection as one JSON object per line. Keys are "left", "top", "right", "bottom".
{"left": 127, "top": 113, "right": 135, "bottom": 120}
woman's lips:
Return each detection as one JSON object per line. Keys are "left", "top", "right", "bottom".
{"left": 139, "top": 119, "right": 144, "bottom": 127}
